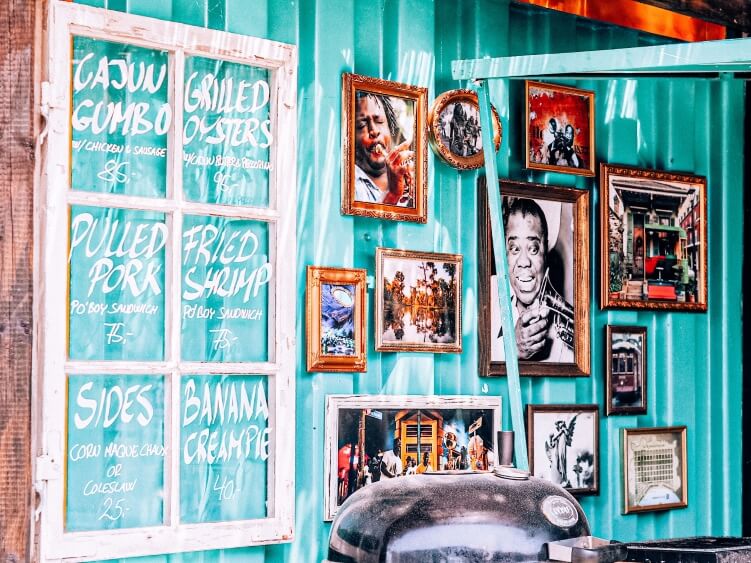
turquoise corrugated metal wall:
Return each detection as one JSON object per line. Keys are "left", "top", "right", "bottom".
{"left": 72, "top": 0, "right": 743, "bottom": 561}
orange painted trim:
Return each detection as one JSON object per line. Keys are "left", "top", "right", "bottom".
{"left": 516, "top": 0, "right": 726, "bottom": 42}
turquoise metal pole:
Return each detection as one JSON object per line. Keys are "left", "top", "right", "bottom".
{"left": 472, "top": 80, "right": 528, "bottom": 471}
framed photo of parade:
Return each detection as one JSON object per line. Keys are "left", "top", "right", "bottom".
{"left": 427, "top": 89, "right": 502, "bottom": 170}
{"left": 600, "top": 164, "right": 707, "bottom": 311}
{"left": 622, "top": 426, "right": 688, "bottom": 514}
{"left": 306, "top": 266, "right": 367, "bottom": 372}
{"left": 341, "top": 73, "right": 428, "bottom": 223}
{"left": 375, "top": 248, "right": 462, "bottom": 353}
{"left": 324, "top": 394, "right": 502, "bottom": 520}
{"left": 478, "top": 178, "right": 590, "bottom": 376}
{"left": 525, "top": 81, "right": 595, "bottom": 176}
{"left": 605, "top": 325, "right": 647, "bottom": 416}
{"left": 526, "top": 404, "right": 599, "bottom": 496}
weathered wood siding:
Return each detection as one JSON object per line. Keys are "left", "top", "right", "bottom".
{"left": 0, "top": 1, "right": 36, "bottom": 561}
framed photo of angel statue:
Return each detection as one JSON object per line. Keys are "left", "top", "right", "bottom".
{"left": 527, "top": 404, "right": 599, "bottom": 496}
{"left": 306, "top": 266, "right": 367, "bottom": 372}
{"left": 375, "top": 248, "right": 462, "bottom": 353}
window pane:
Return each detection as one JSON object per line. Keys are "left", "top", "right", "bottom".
{"left": 66, "top": 374, "right": 165, "bottom": 531}
{"left": 180, "top": 375, "right": 269, "bottom": 523}
{"left": 71, "top": 37, "right": 170, "bottom": 198}
{"left": 181, "top": 215, "right": 270, "bottom": 362}
{"left": 68, "top": 206, "right": 167, "bottom": 361}
{"left": 182, "top": 56, "right": 271, "bottom": 207}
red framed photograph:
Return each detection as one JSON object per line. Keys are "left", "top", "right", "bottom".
{"left": 525, "top": 81, "right": 595, "bottom": 176}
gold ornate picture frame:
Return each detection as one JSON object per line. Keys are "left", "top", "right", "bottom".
{"left": 601, "top": 164, "right": 707, "bottom": 311}
{"left": 622, "top": 426, "right": 688, "bottom": 514}
{"left": 341, "top": 73, "right": 428, "bottom": 223}
{"left": 428, "top": 89, "right": 501, "bottom": 170}
{"left": 527, "top": 404, "right": 600, "bottom": 496}
{"left": 375, "top": 248, "right": 462, "bottom": 353}
{"left": 478, "top": 178, "right": 590, "bottom": 376}
{"left": 306, "top": 266, "right": 367, "bottom": 372}
{"left": 525, "top": 81, "right": 595, "bottom": 176}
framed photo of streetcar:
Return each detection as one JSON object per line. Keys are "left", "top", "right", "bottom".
{"left": 375, "top": 248, "right": 462, "bottom": 353}
{"left": 601, "top": 164, "right": 707, "bottom": 311}
{"left": 605, "top": 325, "right": 647, "bottom": 415}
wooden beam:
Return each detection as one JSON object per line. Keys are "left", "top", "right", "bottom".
{"left": 0, "top": 0, "right": 36, "bottom": 560}
{"left": 514, "top": 0, "right": 726, "bottom": 42}
{"left": 635, "top": 0, "right": 750, "bottom": 32}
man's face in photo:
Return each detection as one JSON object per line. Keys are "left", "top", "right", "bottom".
{"left": 506, "top": 211, "right": 546, "bottom": 307}
{"left": 564, "top": 125, "right": 575, "bottom": 146}
{"left": 355, "top": 95, "right": 392, "bottom": 176}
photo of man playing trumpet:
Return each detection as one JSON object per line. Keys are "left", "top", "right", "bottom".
{"left": 491, "top": 196, "right": 575, "bottom": 363}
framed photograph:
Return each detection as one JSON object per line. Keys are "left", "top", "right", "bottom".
{"left": 525, "top": 81, "right": 595, "bottom": 176}
{"left": 324, "top": 394, "right": 501, "bottom": 520}
{"left": 341, "top": 73, "right": 428, "bottom": 223}
{"left": 306, "top": 266, "right": 367, "bottom": 372}
{"left": 605, "top": 325, "right": 647, "bottom": 416}
{"left": 527, "top": 404, "right": 599, "bottom": 496}
{"left": 601, "top": 164, "right": 707, "bottom": 311}
{"left": 375, "top": 248, "right": 462, "bottom": 353}
{"left": 428, "top": 88, "right": 502, "bottom": 170}
{"left": 622, "top": 426, "right": 688, "bottom": 514}
{"left": 478, "top": 178, "right": 590, "bottom": 376}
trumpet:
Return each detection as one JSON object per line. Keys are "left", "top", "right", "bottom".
{"left": 539, "top": 270, "right": 575, "bottom": 350}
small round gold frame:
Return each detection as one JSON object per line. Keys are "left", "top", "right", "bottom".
{"left": 428, "top": 89, "right": 502, "bottom": 170}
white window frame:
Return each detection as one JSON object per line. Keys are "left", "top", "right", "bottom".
{"left": 35, "top": 2, "right": 297, "bottom": 560}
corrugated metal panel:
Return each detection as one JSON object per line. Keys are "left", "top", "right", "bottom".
{"left": 74, "top": 0, "right": 743, "bottom": 561}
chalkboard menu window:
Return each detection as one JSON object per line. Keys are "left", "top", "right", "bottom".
{"left": 71, "top": 37, "right": 169, "bottom": 198}
{"left": 66, "top": 374, "right": 165, "bottom": 531}
{"left": 181, "top": 215, "right": 271, "bottom": 363}
{"left": 183, "top": 57, "right": 271, "bottom": 208}
{"left": 68, "top": 205, "right": 167, "bottom": 361}
{"left": 180, "top": 375, "right": 269, "bottom": 523}
{"left": 40, "top": 4, "right": 297, "bottom": 559}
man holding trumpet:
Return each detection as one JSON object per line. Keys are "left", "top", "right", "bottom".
{"left": 493, "top": 198, "right": 574, "bottom": 363}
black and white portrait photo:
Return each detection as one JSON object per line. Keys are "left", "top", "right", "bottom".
{"left": 478, "top": 180, "right": 590, "bottom": 376}
{"left": 527, "top": 405, "right": 599, "bottom": 495}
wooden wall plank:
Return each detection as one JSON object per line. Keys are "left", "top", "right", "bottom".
{"left": 636, "top": 0, "right": 749, "bottom": 32}
{"left": 0, "top": 0, "right": 35, "bottom": 561}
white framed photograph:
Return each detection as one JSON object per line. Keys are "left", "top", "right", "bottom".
{"left": 324, "top": 395, "right": 501, "bottom": 520}
{"left": 622, "top": 426, "right": 687, "bottom": 514}
{"left": 527, "top": 404, "right": 599, "bottom": 495}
